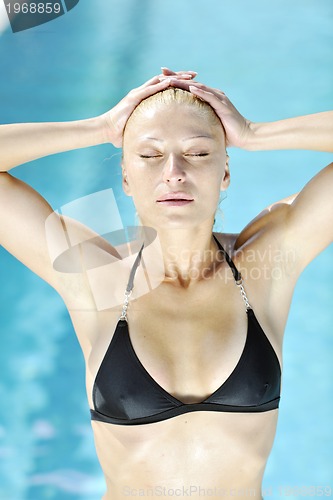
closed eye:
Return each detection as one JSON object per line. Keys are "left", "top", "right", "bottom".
{"left": 139, "top": 153, "right": 209, "bottom": 158}
{"left": 139, "top": 154, "right": 162, "bottom": 159}
{"left": 186, "top": 153, "right": 210, "bottom": 157}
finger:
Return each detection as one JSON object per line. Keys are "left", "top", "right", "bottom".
{"left": 189, "top": 85, "right": 214, "bottom": 96}
{"left": 164, "top": 78, "right": 192, "bottom": 91}
{"left": 177, "top": 70, "right": 198, "bottom": 76}
{"left": 138, "top": 72, "right": 196, "bottom": 91}
{"left": 159, "top": 74, "right": 195, "bottom": 81}
{"left": 138, "top": 75, "right": 163, "bottom": 89}
{"left": 161, "top": 67, "right": 197, "bottom": 77}
{"left": 166, "top": 79, "right": 203, "bottom": 90}
{"left": 152, "top": 77, "right": 191, "bottom": 91}
{"left": 165, "top": 77, "right": 199, "bottom": 89}
{"left": 137, "top": 74, "right": 174, "bottom": 91}
{"left": 188, "top": 86, "right": 224, "bottom": 106}
{"left": 182, "top": 81, "right": 228, "bottom": 100}
{"left": 138, "top": 72, "right": 199, "bottom": 92}
{"left": 166, "top": 79, "right": 219, "bottom": 94}
{"left": 184, "top": 81, "right": 218, "bottom": 92}
{"left": 161, "top": 67, "right": 175, "bottom": 75}
{"left": 133, "top": 78, "right": 171, "bottom": 101}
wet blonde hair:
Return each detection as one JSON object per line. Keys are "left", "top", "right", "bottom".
{"left": 123, "top": 87, "right": 224, "bottom": 139}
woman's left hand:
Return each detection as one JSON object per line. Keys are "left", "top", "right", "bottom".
{"left": 189, "top": 84, "right": 253, "bottom": 149}
{"left": 161, "top": 72, "right": 253, "bottom": 149}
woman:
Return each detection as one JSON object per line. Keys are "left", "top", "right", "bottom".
{"left": 0, "top": 67, "right": 332, "bottom": 499}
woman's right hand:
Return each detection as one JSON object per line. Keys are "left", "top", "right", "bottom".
{"left": 100, "top": 70, "right": 197, "bottom": 147}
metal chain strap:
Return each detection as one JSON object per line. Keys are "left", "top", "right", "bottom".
{"left": 235, "top": 278, "right": 251, "bottom": 310}
{"left": 119, "top": 242, "right": 251, "bottom": 320}
{"left": 119, "top": 289, "right": 133, "bottom": 321}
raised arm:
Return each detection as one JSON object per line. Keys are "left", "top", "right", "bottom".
{"left": 0, "top": 118, "right": 105, "bottom": 172}
{"left": 185, "top": 84, "right": 333, "bottom": 153}
{"left": 0, "top": 111, "right": 109, "bottom": 294}
{"left": 163, "top": 73, "right": 332, "bottom": 274}
{"left": 243, "top": 112, "right": 333, "bottom": 153}
{"left": 0, "top": 72, "right": 194, "bottom": 293}
{"left": 159, "top": 69, "right": 333, "bottom": 152}
{"left": 0, "top": 74, "right": 183, "bottom": 172}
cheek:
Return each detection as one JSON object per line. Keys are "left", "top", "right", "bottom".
{"left": 126, "top": 157, "right": 160, "bottom": 190}
{"left": 128, "top": 167, "right": 150, "bottom": 191}
{"left": 202, "top": 166, "right": 225, "bottom": 208}
{"left": 126, "top": 168, "right": 156, "bottom": 210}
{"left": 202, "top": 161, "right": 225, "bottom": 189}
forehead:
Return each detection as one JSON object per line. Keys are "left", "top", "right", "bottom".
{"left": 124, "top": 102, "right": 225, "bottom": 145}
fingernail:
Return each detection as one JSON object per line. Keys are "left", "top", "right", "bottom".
{"left": 189, "top": 85, "right": 200, "bottom": 92}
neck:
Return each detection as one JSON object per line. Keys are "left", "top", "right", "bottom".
{"left": 152, "top": 226, "right": 221, "bottom": 287}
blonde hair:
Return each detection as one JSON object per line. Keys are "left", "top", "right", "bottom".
{"left": 124, "top": 87, "right": 223, "bottom": 137}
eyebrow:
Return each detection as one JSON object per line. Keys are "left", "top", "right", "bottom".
{"left": 182, "top": 135, "right": 215, "bottom": 141}
{"left": 139, "top": 137, "right": 163, "bottom": 142}
{"left": 138, "top": 135, "right": 215, "bottom": 143}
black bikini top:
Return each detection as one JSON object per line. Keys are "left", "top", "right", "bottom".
{"left": 90, "top": 236, "right": 281, "bottom": 426}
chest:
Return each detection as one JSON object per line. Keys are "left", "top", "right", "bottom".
{"left": 72, "top": 247, "right": 285, "bottom": 409}
{"left": 118, "top": 277, "right": 252, "bottom": 403}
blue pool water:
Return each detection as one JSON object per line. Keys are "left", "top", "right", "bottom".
{"left": 0, "top": 1, "right": 332, "bottom": 498}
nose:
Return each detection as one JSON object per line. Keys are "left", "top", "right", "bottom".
{"left": 162, "top": 154, "right": 186, "bottom": 184}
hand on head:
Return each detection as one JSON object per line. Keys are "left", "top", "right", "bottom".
{"left": 159, "top": 67, "right": 198, "bottom": 80}
{"left": 101, "top": 68, "right": 196, "bottom": 147}
{"left": 160, "top": 68, "right": 252, "bottom": 149}
{"left": 101, "top": 67, "right": 252, "bottom": 150}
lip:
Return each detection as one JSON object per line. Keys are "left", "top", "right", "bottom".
{"left": 156, "top": 192, "right": 194, "bottom": 202}
{"left": 157, "top": 199, "right": 193, "bottom": 207}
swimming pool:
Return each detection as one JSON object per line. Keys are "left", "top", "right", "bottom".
{"left": 0, "top": 0, "right": 332, "bottom": 498}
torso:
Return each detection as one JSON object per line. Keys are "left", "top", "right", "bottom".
{"left": 57, "top": 222, "right": 298, "bottom": 499}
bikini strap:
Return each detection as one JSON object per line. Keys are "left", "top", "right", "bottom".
{"left": 119, "top": 243, "right": 144, "bottom": 321}
{"left": 213, "top": 235, "right": 252, "bottom": 311}
{"left": 120, "top": 236, "right": 252, "bottom": 321}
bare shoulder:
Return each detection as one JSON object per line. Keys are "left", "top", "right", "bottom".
{"left": 232, "top": 162, "right": 333, "bottom": 276}
{"left": 214, "top": 197, "right": 298, "bottom": 302}
{"left": 213, "top": 231, "right": 239, "bottom": 253}
{"left": 50, "top": 215, "right": 124, "bottom": 305}
{"left": 215, "top": 196, "right": 292, "bottom": 258}
{"left": 235, "top": 190, "right": 301, "bottom": 251}
{"left": 214, "top": 201, "right": 299, "bottom": 343}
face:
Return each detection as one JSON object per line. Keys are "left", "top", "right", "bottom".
{"left": 122, "top": 102, "right": 230, "bottom": 230}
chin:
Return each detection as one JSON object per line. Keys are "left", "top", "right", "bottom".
{"left": 142, "top": 214, "right": 214, "bottom": 232}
